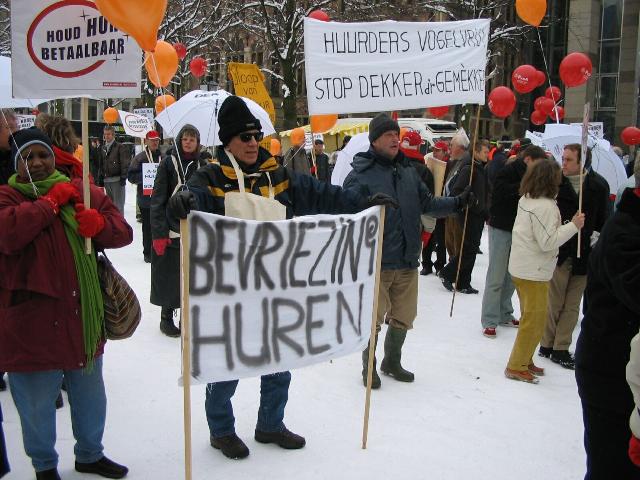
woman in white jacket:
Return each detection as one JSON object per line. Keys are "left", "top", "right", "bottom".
{"left": 505, "top": 158, "right": 584, "bottom": 383}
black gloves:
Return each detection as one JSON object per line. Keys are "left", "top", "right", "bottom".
{"left": 169, "top": 190, "right": 197, "bottom": 219}
{"left": 456, "top": 185, "right": 477, "bottom": 209}
{"left": 367, "top": 193, "right": 399, "bottom": 209}
{"left": 119, "top": 177, "right": 127, "bottom": 187}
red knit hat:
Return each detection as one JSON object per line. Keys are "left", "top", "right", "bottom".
{"left": 146, "top": 130, "right": 160, "bottom": 140}
{"left": 401, "top": 130, "right": 423, "bottom": 147}
{"left": 433, "top": 140, "right": 449, "bottom": 152}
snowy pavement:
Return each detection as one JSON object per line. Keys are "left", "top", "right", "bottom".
{"left": 2, "top": 184, "right": 585, "bottom": 479}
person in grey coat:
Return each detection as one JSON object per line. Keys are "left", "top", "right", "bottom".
{"left": 283, "top": 138, "right": 311, "bottom": 176}
{"left": 100, "top": 125, "right": 130, "bottom": 213}
{"left": 343, "top": 113, "right": 475, "bottom": 388}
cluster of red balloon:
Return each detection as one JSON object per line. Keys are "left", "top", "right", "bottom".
{"left": 189, "top": 57, "right": 208, "bottom": 78}
{"left": 621, "top": 126, "right": 640, "bottom": 146}
{"left": 427, "top": 106, "right": 450, "bottom": 118}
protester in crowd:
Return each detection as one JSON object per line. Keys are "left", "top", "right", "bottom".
{"left": 443, "top": 130, "right": 470, "bottom": 258}
{"left": 89, "top": 137, "right": 102, "bottom": 186}
{"left": 168, "top": 96, "right": 397, "bottom": 461}
{"left": 343, "top": 113, "right": 474, "bottom": 389}
{"left": 575, "top": 165, "right": 640, "bottom": 478}
{"left": 0, "top": 109, "right": 18, "bottom": 186}
{"left": 283, "top": 133, "right": 310, "bottom": 176}
{"left": 329, "top": 134, "right": 351, "bottom": 170}
{"left": 0, "top": 128, "right": 132, "bottom": 480}
{"left": 439, "top": 139, "right": 490, "bottom": 294}
{"left": 422, "top": 140, "right": 449, "bottom": 275}
{"left": 504, "top": 158, "right": 584, "bottom": 383}
{"left": 100, "top": 125, "right": 130, "bottom": 213}
{"left": 486, "top": 138, "right": 510, "bottom": 188}
{"left": 128, "top": 130, "right": 162, "bottom": 264}
{"left": 539, "top": 144, "right": 609, "bottom": 369}
{"left": 150, "top": 125, "right": 210, "bottom": 338}
{"left": 480, "top": 145, "right": 548, "bottom": 338}
{"left": 310, "top": 139, "right": 329, "bottom": 181}
{"left": 36, "top": 114, "right": 85, "bottom": 182}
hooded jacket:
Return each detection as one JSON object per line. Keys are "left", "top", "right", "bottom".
{"left": 343, "top": 148, "right": 458, "bottom": 270}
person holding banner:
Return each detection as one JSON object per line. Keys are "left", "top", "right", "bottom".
{"left": 539, "top": 144, "right": 609, "bottom": 369}
{"left": 342, "top": 114, "right": 474, "bottom": 388}
{"left": 168, "top": 95, "right": 397, "bottom": 460}
{"left": 0, "top": 128, "right": 132, "bottom": 480}
{"left": 100, "top": 126, "right": 130, "bottom": 214}
{"left": 128, "top": 130, "right": 162, "bottom": 264}
{"left": 151, "top": 125, "right": 211, "bottom": 338}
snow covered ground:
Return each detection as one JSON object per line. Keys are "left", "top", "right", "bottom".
{"left": 2, "top": 184, "right": 586, "bottom": 479}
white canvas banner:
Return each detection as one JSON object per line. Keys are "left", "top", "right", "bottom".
{"left": 11, "top": 0, "right": 142, "bottom": 99}
{"left": 119, "top": 110, "right": 153, "bottom": 138}
{"left": 304, "top": 18, "right": 490, "bottom": 115}
{"left": 185, "top": 207, "right": 382, "bottom": 383}
{"left": 142, "top": 163, "right": 158, "bottom": 196}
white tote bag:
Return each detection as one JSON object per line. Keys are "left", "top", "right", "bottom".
{"left": 224, "top": 150, "right": 287, "bottom": 221}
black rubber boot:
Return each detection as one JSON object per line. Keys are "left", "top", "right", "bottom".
{"left": 36, "top": 468, "right": 61, "bottom": 480}
{"left": 361, "top": 334, "right": 381, "bottom": 389}
{"left": 380, "top": 326, "right": 415, "bottom": 382}
{"left": 160, "top": 307, "right": 180, "bottom": 337}
{"left": 55, "top": 392, "right": 63, "bottom": 409}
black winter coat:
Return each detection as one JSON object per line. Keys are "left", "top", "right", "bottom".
{"left": 556, "top": 171, "right": 610, "bottom": 275}
{"left": 0, "top": 150, "right": 13, "bottom": 186}
{"left": 575, "top": 188, "right": 640, "bottom": 412}
{"left": 100, "top": 141, "right": 130, "bottom": 179}
{"left": 488, "top": 158, "right": 527, "bottom": 232}
{"left": 187, "top": 147, "right": 366, "bottom": 219}
{"left": 407, "top": 157, "right": 435, "bottom": 193}
{"left": 128, "top": 147, "right": 162, "bottom": 209}
{"left": 450, "top": 157, "right": 489, "bottom": 219}
{"left": 344, "top": 148, "right": 459, "bottom": 270}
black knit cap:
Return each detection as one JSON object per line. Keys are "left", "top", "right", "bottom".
{"left": 217, "top": 95, "right": 262, "bottom": 146}
{"left": 368, "top": 113, "right": 400, "bottom": 143}
{"left": 11, "top": 127, "right": 55, "bottom": 170}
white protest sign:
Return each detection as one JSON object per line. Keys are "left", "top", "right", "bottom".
{"left": 16, "top": 115, "right": 36, "bottom": 129}
{"left": 119, "top": 110, "right": 153, "bottom": 138}
{"left": 570, "top": 122, "right": 603, "bottom": 139}
{"left": 11, "top": 1, "right": 141, "bottom": 99}
{"left": 184, "top": 207, "right": 382, "bottom": 383}
{"left": 134, "top": 107, "right": 155, "bottom": 125}
{"left": 304, "top": 18, "right": 490, "bottom": 115}
{"left": 142, "top": 163, "right": 158, "bottom": 196}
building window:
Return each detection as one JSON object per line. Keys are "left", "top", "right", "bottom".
{"left": 71, "top": 99, "right": 81, "bottom": 121}
{"left": 88, "top": 100, "right": 98, "bottom": 122}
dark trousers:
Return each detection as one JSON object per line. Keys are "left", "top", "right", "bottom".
{"left": 140, "top": 206, "right": 151, "bottom": 258}
{"left": 422, "top": 219, "right": 446, "bottom": 271}
{"left": 0, "top": 403, "right": 9, "bottom": 478}
{"left": 205, "top": 371, "right": 291, "bottom": 438}
{"left": 440, "top": 214, "right": 484, "bottom": 289}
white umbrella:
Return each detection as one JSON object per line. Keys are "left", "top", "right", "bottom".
{"left": 155, "top": 89, "right": 275, "bottom": 147}
{"left": 0, "top": 57, "right": 48, "bottom": 108}
{"left": 330, "top": 132, "right": 370, "bottom": 186}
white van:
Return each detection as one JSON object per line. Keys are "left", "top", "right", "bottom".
{"left": 398, "top": 117, "right": 458, "bottom": 154}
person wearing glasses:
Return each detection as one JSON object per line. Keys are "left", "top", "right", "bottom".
{"left": 150, "top": 124, "right": 211, "bottom": 338}
{"left": 168, "top": 95, "right": 397, "bottom": 461}
{"left": 0, "top": 128, "right": 132, "bottom": 480}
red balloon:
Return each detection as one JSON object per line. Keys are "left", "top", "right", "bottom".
{"left": 534, "top": 96, "right": 547, "bottom": 112}
{"left": 550, "top": 105, "right": 565, "bottom": 121}
{"left": 189, "top": 57, "right": 207, "bottom": 78}
{"left": 308, "top": 9, "right": 330, "bottom": 21}
{"left": 539, "top": 97, "right": 555, "bottom": 116}
{"left": 428, "top": 106, "right": 449, "bottom": 118}
{"left": 530, "top": 110, "right": 547, "bottom": 126}
{"left": 512, "top": 65, "right": 538, "bottom": 94}
{"left": 488, "top": 87, "right": 516, "bottom": 118}
{"left": 173, "top": 42, "right": 187, "bottom": 60}
{"left": 535, "top": 70, "right": 546, "bottom": 87}
{"left": 545, "top": 86, "right": 562, "bottom": 101}
{"left": 620, "top": 126, "right": 640, "bottom": 146}
{"left": 559, "top": 52, "right": 592, "bottom": 88}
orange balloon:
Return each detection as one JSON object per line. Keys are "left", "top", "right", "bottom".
{"left": 145, "top": 40, "right": 178, "bottom": 88}
{"left": 103, "top": 107, "right": 118, "bottom": 124}
{"left": 270, "top": 138, "right": 282, "bottom": 156}
{"left": 94, "top": 0, "right": 167, "bottom": 52}
{"left": 515, "top": 0, "right": 547, "bottom": 27}
{"left": 310, "top": 114, "right": 338, "bottom": 133}
{"left": 290, "top": 127, "right": 306, "bottom": 146}
{"left": 155, "top": 94, "right": 176, "bottom": 114}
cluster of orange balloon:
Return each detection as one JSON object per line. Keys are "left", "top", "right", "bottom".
{"left": 290, "top": 128, "right": 306, "bottom": 147}
{"left": 155, "top": 94, "right": 176, "bottom": 114}
{"left": 103, "top": 107, "right": 119, "bottom": 124}
{"left": 310, "top": 114, "right": 338, "bottom": 133}
{"left": 515, "top": 0, "right": 547, "bottom": 27}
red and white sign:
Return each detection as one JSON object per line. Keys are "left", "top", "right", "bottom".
{"left": 11, "top": 0, "right": 141, "bottom": 99}
{"left": 119, "top": 110, "right": 153, "bottom": 138}
{"left": 142, "top": 163, "right": 158, "bottom": 196}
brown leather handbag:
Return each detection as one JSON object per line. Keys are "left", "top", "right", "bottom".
{"left": 97, "top": 251, "right": 141, "bottom": 340}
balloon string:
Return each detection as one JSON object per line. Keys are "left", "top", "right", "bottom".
{"left": 536, "top": 28, "right": 560, "bottom": 124}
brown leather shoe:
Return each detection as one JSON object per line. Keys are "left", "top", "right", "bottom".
{"left": 504, "top": 368, "right": 539, "bottom": 384}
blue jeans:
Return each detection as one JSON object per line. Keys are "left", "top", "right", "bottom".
{"left": 205, "top": 371, "right": 291, "bottom": 438}
{"left": 9, "top": 357, "right": 106, "bottom": 472}
{"left": 480, "top": 226, "right": 516, "bottom": 328}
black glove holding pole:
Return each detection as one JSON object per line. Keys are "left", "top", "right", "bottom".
{"left": 456, "top": 185, "right": 477, "bottom": 210}
{"left": 367, "top": 193, "right": 399, "bottom": 209}
{"left": 168, "top": 190, "right": 197, "bottom": 219}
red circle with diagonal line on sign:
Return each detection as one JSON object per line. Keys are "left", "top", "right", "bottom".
{"left": 27, "top": 0, "right": 105, "bottom": 78}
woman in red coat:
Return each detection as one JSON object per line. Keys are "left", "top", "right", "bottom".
{"left": 0, "top": 128, "right": 133, "bottom": 480}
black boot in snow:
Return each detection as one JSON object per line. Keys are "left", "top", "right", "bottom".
{"left": 380, "top": 326, "right": 415, "bottom": 382}
{"left": 160, "top": 307, "right": 180, "bottom": 337}
{"left": 55, "top": 392, "right": 63, "bottom": 409}
{"left": 361, "top": 334, "right": 381, "bottom": 389}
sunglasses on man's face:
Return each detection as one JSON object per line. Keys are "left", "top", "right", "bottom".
{"left": 238, "top": 132, "right": 264, "bottom": 143}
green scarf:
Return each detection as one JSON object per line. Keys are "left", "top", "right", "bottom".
{"left": 8, "top": 171, "right": 104, "bottom": 369}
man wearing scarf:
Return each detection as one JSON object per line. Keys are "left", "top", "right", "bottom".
{"left": 168, "top": 95, "right": 397, "bottom": 461}
{"left": 0, "top": 128, "right": 132, "bottom": 480}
